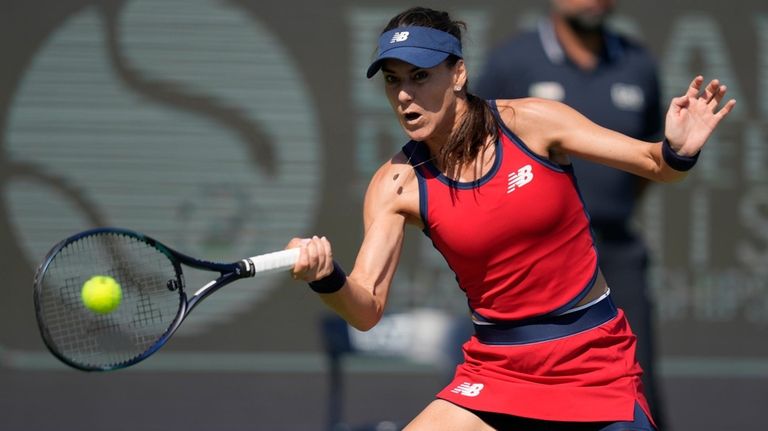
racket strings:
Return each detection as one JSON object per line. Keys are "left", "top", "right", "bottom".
{"left": 36, "top": 232, "right": 182, "bottom": 369}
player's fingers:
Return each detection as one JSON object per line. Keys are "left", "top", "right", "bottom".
{"left": 285, "top": 237, "right": 304, "bottom": 249}
{"left": 314, "top": 236, "right": 333, "bottom": 279}
{"left": 714, "top": 99, "right": 737, "bottom": 121}
{"left": 710, "top": 85, "right": 727, "bottom": 108}
{"left": 298, "top": 238, "right": 318, "bottom": 281}
{"left": 670, "top": 95, "right": 689, "bottom": 112}
{"left": 310, "top": 235, "right": 328, "bottom": 278}
{"left": 305, "top": 236, "right": 321, "bottom": 270}
{"left": 320, "top": 236, "right": 333, "bottom": 273}
{"left": 684, "top": 75, "right": 704, "bottom": 98}
{"left": 291, "top": 238, "right": 311, "bottom": 279}
{"left": 703, "top": 79, "right": 720, "bottom": 102}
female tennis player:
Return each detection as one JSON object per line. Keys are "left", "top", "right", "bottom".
{"left": 288, "top": 6, "right": 735, "bottom": 430}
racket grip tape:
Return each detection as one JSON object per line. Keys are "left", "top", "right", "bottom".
{"left": 243, "top": 248, "right": 300, "bottom": 276}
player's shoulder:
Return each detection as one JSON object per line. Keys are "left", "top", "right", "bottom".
{"left": 371, "top": 150, "right": 410, "bottom": 180}
{"left": 494, "top": 97, "right": 570, "bottom": 128}
{"left": 492, "top": 98, "right": 575, "bottom": 157}
{"left": 367, "top": 150, "right": 417, "bottom": 197}
{"left": 363, "top": 149, "right": 421, "bottom": 222}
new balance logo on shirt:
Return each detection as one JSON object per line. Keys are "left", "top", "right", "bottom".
{"left": 390, "top": 31, "right": 409, "bottom": 43}
{"left": 507, "top": 164, "right": 534, "bottom": 193}
{"left": 451, "top": 382, "right": 484, "bottom": 397}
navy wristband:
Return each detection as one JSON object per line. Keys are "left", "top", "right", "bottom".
{"left": 308, "top": 261, "right": 347, "bottom": 294}
{"left": 662, "top": 138, "right": 700, "bottom": 171}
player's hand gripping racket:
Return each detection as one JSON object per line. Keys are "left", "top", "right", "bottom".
{"left": 33, "top": 227, "right": 299, "bottom": 371}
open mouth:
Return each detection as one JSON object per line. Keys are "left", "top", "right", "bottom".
{"left": 404, "top": 112, "right": 421, "bottom": 122}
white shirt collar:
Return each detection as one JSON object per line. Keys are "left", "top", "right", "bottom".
{"left": 536, "top": 18, "right": 624, "bottom": 66}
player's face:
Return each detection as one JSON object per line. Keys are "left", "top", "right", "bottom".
{"left": 380, "top": 59, "right": 465, "bottom": 144}
{"left": 552, "top": 0, "right": 615, "bottom": 29}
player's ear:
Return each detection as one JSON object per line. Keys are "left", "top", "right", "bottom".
{"left": 452, "top": 59, "right": 467, "bottom": 92}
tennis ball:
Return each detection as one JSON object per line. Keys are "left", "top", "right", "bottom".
{"left": 81, "top": 275, "right": 122, "bottom": 314}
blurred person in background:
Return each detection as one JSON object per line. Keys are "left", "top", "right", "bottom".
{"left": 475, "top": 0, "right": 667, "bottom": 427}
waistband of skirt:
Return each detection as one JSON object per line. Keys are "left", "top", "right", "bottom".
{"left": 472, "top": 295, "right": 618, "bottom": 345}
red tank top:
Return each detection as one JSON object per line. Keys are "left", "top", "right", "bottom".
{"left": 404, "top": 101, "right": 598, "bottom": 321}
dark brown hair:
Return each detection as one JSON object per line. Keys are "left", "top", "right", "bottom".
{"left": 382, "top": 7, "right": 498, "bottom": 178}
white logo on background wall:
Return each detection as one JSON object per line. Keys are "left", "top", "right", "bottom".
{"left": 611, "top": 83, "right": 645, "bottom": 111}
{"left": 390, "top": 31, "right": 409, "bottom": 43}
{"left": 451, "top": 382, "right": 484, "bottom": 397}
{"left": 507, "top": 165, "right": 534, "bottom": 193}
{"left": 528, "top": 81, "right": 565, "bottom": 101}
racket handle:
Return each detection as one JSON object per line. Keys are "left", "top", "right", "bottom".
{"left": 243, "top": 248, "right": 300, "bottom": 276}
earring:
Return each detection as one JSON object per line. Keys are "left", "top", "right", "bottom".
{"left": 454, "top": 86, "right": 462, "bottom": 91}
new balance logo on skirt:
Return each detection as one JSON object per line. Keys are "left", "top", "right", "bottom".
{"left": 451, "top": 382, "right": 484, "bottom": 397}
{"left": 507, "top": 164, "right": 533, "bottom": 193}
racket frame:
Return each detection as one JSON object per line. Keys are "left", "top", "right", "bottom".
{"left": 33, "top": 227, "right": 296, "bottom": 371}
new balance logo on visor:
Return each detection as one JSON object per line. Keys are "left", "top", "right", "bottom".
{"left": 390, "top": 31, "right": 410, "bottom": 43}
{"left": 451, "top": 382, "right": 484, "bottom": 397}
{"left": 507, "top": 164, "right": 534, "bottom": 193}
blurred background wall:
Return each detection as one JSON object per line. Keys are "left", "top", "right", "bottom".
{"left": 1, "top": 0, "right": 765, "bottom": 430}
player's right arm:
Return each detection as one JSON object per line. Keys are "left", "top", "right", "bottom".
{"left": 290, "top": 153, "right": 418, "bottom": 331}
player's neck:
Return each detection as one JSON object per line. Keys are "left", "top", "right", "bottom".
{"left": 423, "top": 96, "right": 468, "bottom": 157}
{"left": 551, "top": 14, "right": 604, "bottom": 71}
{"left": 429, "top": 136, "right": 496, "bottom": 183}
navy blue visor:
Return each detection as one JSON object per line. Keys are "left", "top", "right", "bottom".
{"left": 366, "top": 26, "right": 463, "bottom": 79}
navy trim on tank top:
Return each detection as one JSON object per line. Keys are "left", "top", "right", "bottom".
{"left": 547, "top": 264, "right": 599, "bottom": 316}
{"left": 556, "top": 161, "right": 604, "bottom": 316}
{"left": 402, "top": 141, "right": 431, "bottom": 236}
{"left": 408, "top": 138, "right": 503, "bottom": 190}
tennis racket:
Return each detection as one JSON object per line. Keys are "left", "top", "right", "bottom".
{"left": 33, "top": 227, "right": 299, "bottom": 371}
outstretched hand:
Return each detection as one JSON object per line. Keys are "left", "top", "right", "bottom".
{"left": 664, "top": 76, "right": 736, "bottom": 156}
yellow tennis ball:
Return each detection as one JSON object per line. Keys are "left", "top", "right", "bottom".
{"left": 81, "top": 275, "right": 122, "bottom": 314}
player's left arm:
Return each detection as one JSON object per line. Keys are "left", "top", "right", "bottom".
{"left": 507, "top": 76, "right": 736, "bottom": 182}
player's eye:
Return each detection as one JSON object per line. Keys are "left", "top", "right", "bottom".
{"left": 413, "top": 70, "right": 428, "bottom": 81}
{"left": 384, "top": 74, "right": 399, "bottom": 84}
